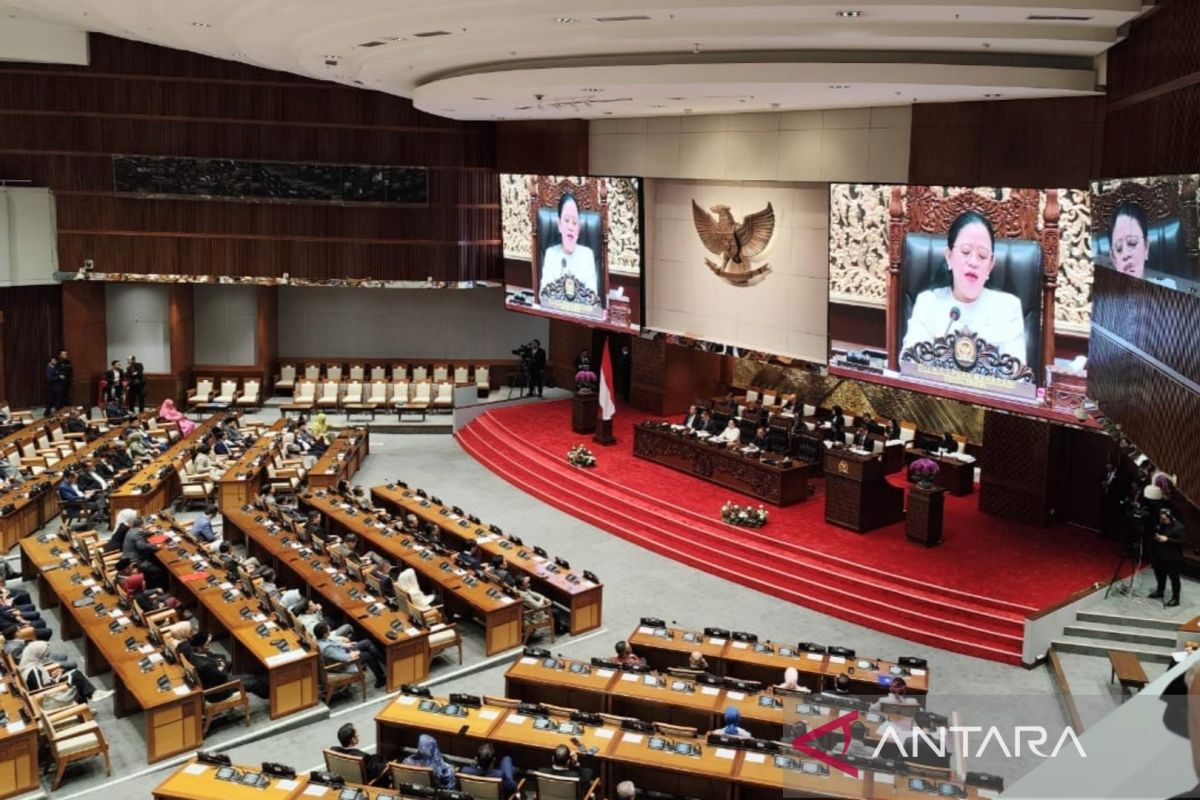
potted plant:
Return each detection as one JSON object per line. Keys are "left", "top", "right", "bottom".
{"left": 574, "top": 369, "right": 598, "bottom": 394}
{"left": 909, "top": 458, "right": 940, "bottom": 490}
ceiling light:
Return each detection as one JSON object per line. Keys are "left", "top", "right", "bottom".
{"left": 555, "top": 17, "right": 576, "bottom": 23}
{"left": 828, "top": 85, "right": 850, "bottom": 89}
{"left": 594, "top": 14, "right": 651, "bottom": 22}
{"left": 649, "top": 104, "right": 665, "bottom": 108}
{"left": 835, "top": 10, "right": 862, "bottom": 18}
{"left": 472, "top": 97, "right": 492, "bottom": 101}
{"left": 983, "top": 93, "right": 1003, "bottom": 98}
{"left": 412, "top": 30, "right": 451, "bottom": 38}
{"left": 581, "top": 88, "right": 601, "bottom": 93}
{"left": 190, "top": 21, "right": 211, "bottom": 27}
{"left": 358, "top": 41, "right": 387, "bottom": 48}
{"left": 1027, "top": 14, "right": 1092, "bottom": 21}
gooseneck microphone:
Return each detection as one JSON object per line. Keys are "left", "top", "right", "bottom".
{"left": 943, "top": 306, "right": 961, "bottom": 337}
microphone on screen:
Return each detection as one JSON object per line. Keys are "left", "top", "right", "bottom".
{"left": 943, "top": 306, "right": 961, "bottom": 337}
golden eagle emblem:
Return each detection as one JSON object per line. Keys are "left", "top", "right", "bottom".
{"left": 691, "top": 200, "right": 775, "bottom": 283}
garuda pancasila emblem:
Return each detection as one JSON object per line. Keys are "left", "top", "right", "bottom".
{"left": 691, "top": 200, "right": 776, "bottom": 283}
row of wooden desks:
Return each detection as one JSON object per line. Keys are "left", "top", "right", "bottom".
{"left": 222, "top": 505, "right": 435, "bottom": 690}
{"left": 0, "top": 670, "right": 38, "bottom": 799}
{"left": 375, "top": 694, "right": 978, "bottom": 800}
{"left": 627, "top": 625, "right": 929, "bottom": 696}
{"left": 371, "top": 484, "right": 603, "bottom": 635}
{"left": 308, "top": 427, "right": 369, "bottom": 489}
{"left": 301, "top": 490, "right": 525, "bottom": 655}
{"left": 19, "top": 530, "right": 205, "bottom": 763}
{"left": 109, "top": 415, "right": 225, "bottom": 524}
{"left": 148, "top": 516, "right": 319, "bottom": 720}
{"left": 154, "top": 759, "right": 390, "bottom": 800}
{"left": 217, "top": 419, "right": 287, "bottom": 513}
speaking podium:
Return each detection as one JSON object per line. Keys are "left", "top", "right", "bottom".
{"left": 823, "top": 449, "right": 905, "bottom": 532}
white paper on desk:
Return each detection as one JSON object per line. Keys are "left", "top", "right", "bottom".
{"left": 173, "top": 685, "right": 191, "bottom": 696}
{"left": 744, "top": 752, "right": 766, "bottom": 764}
{"left": 396, "top": 695, "right": 416, "bottom": 706}
{"left": 727, "top": 691, "right": 745, "bottom": 701}
{"left": 731, "top": 641, "right": 748, "bottom": 650}
{"left": 108, "top": 609, "right": 122, "bottom": 618}
{"left": 324, "top": 567, "right": 337, "bottom": 574}
{"left": 708, "top": 638, "right": 726, "bottom": 646}
{"left": 505, "top": 714, "right": 527, "bottom": 725}
{"left": 829, "top": 655, "right": 846, "bottom": 664}
{"left": 636, "top": 626, "right": 653, "bottom": 635}
{"left": 361, "top": 595, "right": 374, "bottom": 603}
{"left": 265, "top": 650, "right": 306, "bottom": 667}
{"left": 478, "top": 709, "right": 499, "bottom": 720}
{"left": 303, "top": 786, "right": 328, "bottom": 797}
{"left": 977, "top": 791, "right": 997, "bottom": 799}
{"left": 148, "top": 653, "right": 164, "bottom": 663}
{"left": 620, "top": 673, "right": 639, "bottom": 682}
{"left": 805, "top": 652, "right": 823, "bottom": 661}
{"left": 875, "top": 773, "right": 895, "bottom": 785}
{"left": 477, "top": 535, "right": 494, "bottom": 543}
{"left": 714, "top": 748, "right": 735, "bottom": 760}
{"left": 596, "top": 669, "right": 615, "bottom": 679}
{"left": 498, "top": 596, "right": 514, "bottom": 604}
{"left": 82, "top": 578, "right": 96, "bottom": 587}
{"left": 623, "top": 733, "right": 643, "bottom": 744}
{"left": 5, "top": 721, "right": 24, "bottom": 734}
{"left": 588, "top": 728, "right": 612, "bottom": 740}
{"left": 519, "top": 657, "right": 537, "bottom": 666}
{"left": 404, "top": 627, "right": 420, "bottom": 637}
{"left": 276, "top": 779, "right": 299, "bottom": 791}
{"left": 114, "top": 616, "right": 131, "bottom": 627}
{"left": 816, "top": 706, "right": 830, "bottom": 716}
{"left": 533, "top": 554, "right": 546, "bottom": 562}
{"left": 252, "top": 613, "right": 266, "bottom": 622}
{"left": 183, "top": 763, "right": 207, "bottom": 775}
{"left": 139, "top": 644, "right": 155, "bottom": 654}
{"left": 911, "top": 668, "right": 926, "bottom": 676}
{"left": 219, "top": 582, "right": 233, "bottom": 590}
{"left": 700, "top": 686, "right": 720, "bottom": 696}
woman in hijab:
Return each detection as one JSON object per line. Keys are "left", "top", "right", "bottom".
{"left": 774, "top": 667, "right": 811, "bottom": 694}
{"left": 157, "top": 398, "right": 196, "bottom": 436}
{"left": 712, "top": 706, "right": 752, "bottom": 738}
{"left": 20, "top": 641, "right": 111, "bottom": 703}
{"left": 310, "top": 412, "right": 330, "bottom": 440}
{"left": 106, "top": 508, "right": 138, "bottom": 553}
{"left": 402, "top": 733, "right": 457, "bottom": 788}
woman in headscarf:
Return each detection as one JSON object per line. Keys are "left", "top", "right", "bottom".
{"left": 106, "top": 508, "right": 138, "bottom": 553}
{"left": 157, "top": 398, "right": 196, "bottom": 436}
{"left": 310, "top": 412, "right": 329, "bottom": 440}
{"left": 20, "top": 641, "right": 111, "bottom": 703}
{"left": 774, "top": 667, "right": 811, "bottom": 694}
{"left": 711, "top": 706, "right": 752, "bottom": 738}
{"left": 402, "top": 733, "right": 457, "bottom": 788}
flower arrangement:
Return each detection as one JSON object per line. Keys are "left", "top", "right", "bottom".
{"left": 721, "top": 500, "right": 769, "bottom": 528}
{"left": 567, "top": 444, "right": 596, "bottom": 468}
{"left": 909, "top": 457, "right": 940, "bottom": 487}
{"left": 575, "top": 369, "right": 598, "bottom": 393}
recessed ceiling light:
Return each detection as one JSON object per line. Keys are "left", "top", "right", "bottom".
{"left": 602, "top": 111, "right": 613, "bottom": 116}
{"left": 190, "top": 21, "right": 211, "bottom": 27}
{"left": 555, "top": 17, "right": 576, "bottom": 23}
{"left": 828, "top": 85, "right": 850, "bottom": 89}
{"left": 472, "top": 97, "right": 492, "bottom": 101}
{"left": 581, "top": 88, "right": 601, "bottom": 93}
{"left": 325, "top": 54, "right": 340, "bottom": 59}
{"left": 649, "top": 104, "right": 665, "bottom": 108}
{"left": 835, "top": 10, "right": 862, "bottom": 18}
{"left": 412, "top": 30, "right": 451, "bottom": 38}
{"left": 984, "top": 93, "right": 1003, "bottom": 98}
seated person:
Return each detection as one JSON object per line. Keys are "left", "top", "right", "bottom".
{"left": 120, "top": 572, "right": 170, "bottom": 613}
{"left": 718, "top": 419, "right": 741, "bottom": 446}
{"left": 682, "top": 404, "right": 702, "bottom": 429}
{"left": 688, "top": 651, "right": 709, "bottom": 672}
{"left": 314, "top": 621, "right": 386, "bottom": 688}
{"left": 829, "top": 674, "right": 852, "bottom": 695}
{"left": 750, "top": 425, "right": 769, "bottom": 450}
{"left": 863, "top": 413, "right": 886, "bottom": 436}
{"left": 192, "top": 443, "right": 221, "bottom": 479}
{"left": 191, "top": 506, "right": 220, "bottom": 545}
{"left": 76, "top": 460, "right": 112, "bottom": 495}
{"left": 187, "top": 632, "right": 270, "bottom": 700}
{"left": 711, "top": 707, "right": 752, "bottom": 738}
{"left": 779, "top": 396, "right": 797, "bottom": 415}
{"left": 402, "top": 734, "right": 457, "bottom": 789}
{"left": 20, "top": 641, "right": 113, "bottom": 705}
{"left": 702, "top": 411, "right": 723, "bottom": 436}
{"left": 332, "top": 723, "right": 385, "bottom": 782}
{"left": 940, "top": 432, "right": 958, "bottom": 453}
{"left": 830, "top": 405, "right": 846, "bottom": 432}
{"left": 775, "top": 666, "right": 811, "bottom": 694}
{"left": 256, "top": 567, "right": 279, "bottom": 596}
{"left": 887, "top": 418, "right": 902, "bottom": 440}
{"left": 461, "top": 742, "right": 518, "bottom": 794}
{"left": 533, "top": 744, "right": 594, "bottom": 798}
{"left": 851, "top": 426, "right": 875, "bottom": 452}
{"left": 212, "top": 430, "right": 235, "bottom": 459}
{"left": 614, "top": 640, "right": 646, "bottom": 667}
{"left": 518, "top": 575, "right": 550, "bottom": 635}
{"left": 871, "top": 676, "right": 920, "bottom": 710}
{"left": 845, "top": 721, "right": 875, "bottom": 758}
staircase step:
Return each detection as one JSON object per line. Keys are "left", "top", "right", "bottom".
{"left": 1076, "top": 611, "right": 1183, "bottom": 632}
{"left": 457, "top": 421, "right": 1025, "bottom": 665}
{"left": 1061, "top": 623, "right": 1177, "bottom": 648}
{"left": 1050, "top": 638, "right": 1177, "bottom": 664}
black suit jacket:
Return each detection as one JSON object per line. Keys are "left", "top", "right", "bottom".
{"left": 531, "top": 347, "right": 547, "bottom": 373}
{"left": 331, "top": 746, "right": 383, "bottom": 780}
{"left": 191, "top": 651, "right": 238, "bottom": 701}
{"left": 77, "top": 472, "right": 108, "bottom": 493}
{"left": 704, "top": 419, "right": 724, "bottom": 436}
{"left": 105, "top": 369, "right": 124, "bottom": 387}
{"left": 1156, "top": 519, "right": 1186, "bottom": 563}
{"left": 127, "top": 363, "right": 145, "bottom": 387}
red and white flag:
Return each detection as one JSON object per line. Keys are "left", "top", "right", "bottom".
{"left": 598, "top": 340, "right": 616, "bottom": 421}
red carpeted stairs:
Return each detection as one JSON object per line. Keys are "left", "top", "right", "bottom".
{"left": 457, "top": 401, "right": 1120, "bottom": 666}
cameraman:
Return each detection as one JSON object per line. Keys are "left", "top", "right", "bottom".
{"left": 1151, "top": 508, "right": 1185, "bottom": 606}
{"left": 528, "top": 339, "right": 546, "bottom": 398}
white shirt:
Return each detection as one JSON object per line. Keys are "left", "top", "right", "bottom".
{"left": 901, "top": 286, "right": 1027, "bottom": 367}
{"left": 540, "top": 244, "right": 598, "bottom": 296}
{"left": 87, "top": 471, "right": 107, "bottom": 491}
{"left": 718, "top": 425, "right": 741, "bottom": 444}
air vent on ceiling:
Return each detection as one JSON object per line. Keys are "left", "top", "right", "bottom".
{"left": 593, "top": 15, "right": 651, "bottom": 22}
{"left": 1026, "top": 14, "right": 1092, "bottom": 21}
{"left": 357, "top": 40, "right": 387, "bottom": 47}
{"left": 412, "top": 30, "right": 451, "bottom": 37}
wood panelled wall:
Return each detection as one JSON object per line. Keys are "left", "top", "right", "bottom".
{"left": 0, "top": 34, "right": 500, "bottom": 282}
{"left": 0, "top": 286, "right": 62, "bottom": 409}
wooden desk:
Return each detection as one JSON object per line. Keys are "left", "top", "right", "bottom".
{"left": 633, "top": 423, "right": 813, "bottom": 507}
{"left": 147, "top": 516, "right": 319, "bottom": 720}
{"left": 20, "top": 532, "right": 205, "bottom": 763}
{"left": 301, "top": 491, "right": 524, "bottom": 656}
{"left": 372, "top": 484, "right": 603, "bottom": 634}
{"left": 108, "top": 415, "right": 225, "bottom": 524}
{"left": 307, "top": 427, "right": 369, "bottom": 490}
{"left": 217, "top": 419, "right": 286, "bottom": 513}
{"left": 905, "top": 450, "right": 975, "bottom": 496}
{"left": 0, "top": 676, "right": 37, "bottom": 800}
{"left": 154, "top": 759, "right": 397, "bottom": 800}
{"left": 823, "top": 450, "right": 905, "bottom": 533}
{"left": 626, "top": 626, "right": 929, "bottom": 696}
{"left": 223, "top": 506, "right": 434, "bottom": 690}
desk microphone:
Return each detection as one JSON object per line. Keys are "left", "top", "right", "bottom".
{"left": 943, "top": 306, "right": 961, "bottom": 337}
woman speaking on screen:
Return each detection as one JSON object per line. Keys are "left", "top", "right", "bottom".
{"left": 900, "top": 210, "right": 1027, "bottom": 367}
{"left": 539, "top": 191, "right": 599, "bottom": 304}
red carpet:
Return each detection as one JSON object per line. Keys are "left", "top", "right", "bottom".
{"left": 457, "top": 400, "right": 1122, "bottom": 665}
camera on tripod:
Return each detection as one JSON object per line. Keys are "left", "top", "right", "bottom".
{"left": 512, "top": 343, "right": 533, "bottom": 359}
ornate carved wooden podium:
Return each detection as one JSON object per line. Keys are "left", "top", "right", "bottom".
{"left": 823, "top": 449, "right": 905, "bottom": 533}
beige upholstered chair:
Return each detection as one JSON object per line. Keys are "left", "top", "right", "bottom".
{"left": 803, "top": 403, "right": 817, "bottom": 417}
{"left": 762, "top": 391, "right": 777, "bottom": 406}
{"left": 237, "top": 379, "right": 261, "bottom": 409}
{"left": 475, "top": 365, "right": 490, "bottom": 397}
{"left": 348, "top": 364, "right": 365, "bottom": 382}
{"left": 291, "top": 381, "right": 317, "bottom": 410}
{"left": 369, "top": 365, "right": 387, "bottom": 382}
{"left": 32, "top": 691, "right": 112, "bottom": 789}
{"left": 366, "top": 381, "right": 390, "bottom": 409}
{"left": 213, "top": 379, "right": 239, "bottom": 405}
{"left": 432, "top": 381, "right": 454, "bottom": 412}
{"left": 187, "top": 377, "right": 214, "bottom": 408}
{"left": 325, "top": 364, "right": 343, "bottom": 382}
{"left": 531, "top": 772, "right": 599, "bottom": 800}
{"left": 391, "top": 365, "right": 409, "bottom": 382}
{"left": 275, "top": 364, "right": 297, "bottom": 392}
{"left": 343, "top": 380, "right": 364, "bottom": 405}
{"left": 412, "top": 365, "right": 428, "bottom": 382}
{"left": 316, "top": 381, "right": 341, "bottom": 410}
{"left": 180, "top": 655, "right": 251, "bottom": 735}
{"left": 391, "top": 380, "right": 410, "bottom": 407}
{"left": 396, "top": 568, "right": 436, "bottom": 609}
{"left": 432, "top": 364, "right": 449, "bottom": 383}
{"left": 389, "top": 762, "right": 433, "bottom": 788}
{"left": 409, "top": 381, "right": 432, "bottom": 411}
{"left": 745, "top": 388, "right": 759, "bottom": 404}
{"left": 899, "top": 425, "right": 916, "bottom": 447}
{"left": 303, "top": 364, "right": 321, "bottom": 381}
{"left": 453, "top": 365, "right": 470, "bottom": 385}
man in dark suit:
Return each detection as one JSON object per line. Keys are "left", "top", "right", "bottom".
{"left": 1150, "top": 508, "right": 1185, "bottom": 606}
{"left": 682, "top": 405, "right": 701, "bottom": 429}
{"left": 332, "top": 723, "right": 385, "bottom": 781}
{"left": 852, "top": 426, "right": 874, "bottom": 451}
{"left": 104, "top": 360, "right": 125, "bottom": 405}
{"left": 126, "top": 355, "right": 146, "bottom": 413}
{"left": 57, "top": 470, "right": 100, "bottom": 524}
{"left": 533, "top": 744, "right": 595, "bottom": 799}
{"left": 751, "top": 426, "right": 770, "bottom": 450}
{"left": 57, "top": 351, "right": 74, "bottom": 407}
{"left": 529, "top": 339, "right": 547, "bottom": 398}
{"left": 44, "top": 357, "right": 62, "bottom": 416}
{"left": 703, "top": 412, "right": 724, "bottom": 436}
{"left": 187, "top": 632, "right": 270, "bottom": 700}
{"left": 830, "top": 405, "right": 846, "bottom": 433}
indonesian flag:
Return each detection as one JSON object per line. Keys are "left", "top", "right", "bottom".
{"left": 598, "top": 340, "right": 616, "bottom": 421}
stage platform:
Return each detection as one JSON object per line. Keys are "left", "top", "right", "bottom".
{"left": 457, "top": 398, "right": 1125, "bottom": 665}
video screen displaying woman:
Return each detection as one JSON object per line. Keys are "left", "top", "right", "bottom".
{"left": 1091, "top": 175, "right": 1199, "bottom": 294}
{"left": 539, "top": 191, "right": 602, "bottom": 313}
{"left": 899, "top": 211, "right": 1027, "bottom": 367}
